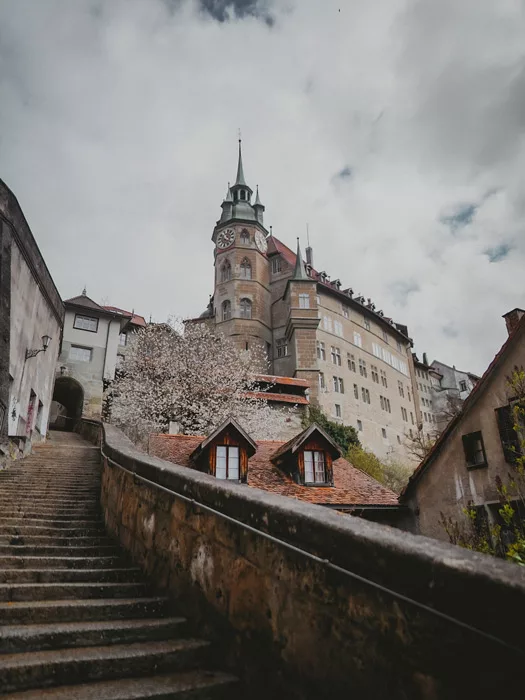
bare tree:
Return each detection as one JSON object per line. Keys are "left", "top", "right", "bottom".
{"left": 403, "top": 426, "right": 438, "bottom": 462}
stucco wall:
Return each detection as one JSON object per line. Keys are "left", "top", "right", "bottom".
{"left": 406, "top": 328, "right": 525, "bottom": 540}
{"left": 83, "top": 420, "right": 525, "bottom": 700}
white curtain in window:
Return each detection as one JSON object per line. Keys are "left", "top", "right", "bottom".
{"left": 304, "top": 451, "right": 314, "bottom": 482}
{"left": 227, "top": 447, "right": 239, "bottom": 480}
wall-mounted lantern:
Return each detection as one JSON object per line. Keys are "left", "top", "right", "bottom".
{"left": 25, "top": 335, "right": 52, "bottom": 361}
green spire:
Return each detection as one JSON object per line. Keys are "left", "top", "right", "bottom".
{"left": 235, "top": 139, "right": 247, "bottom": 187}
{"left": 254, "top": 184, "right": 262, "bottom": 206}
{"left": 293, "top": 238, "right": 309, "bottom": 280}
{"left": 224, "top": 182, "right": 233, "bottom": 202}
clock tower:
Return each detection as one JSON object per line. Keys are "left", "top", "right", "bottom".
{"left": 212, "top": 142, "right": 272, "bottom": 362}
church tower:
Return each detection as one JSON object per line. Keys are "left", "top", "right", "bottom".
{"left": 212, "top": 142, "right": 272, "bottom": 360}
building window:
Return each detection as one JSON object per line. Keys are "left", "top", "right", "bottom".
{"left": 317, "top": 341, "right": 326, "bottom": 361}
{"left": 299, "top": 294, "right": 310, "bottom": 309}
{"left": 304, "top": 450, "right": 327, "bottom": 483}
{"left": 240, "top": 190, "right": 246, "bottom": 200}
{"left": 380, "top": 396, "right": 391, "bottom": 413}
{"left": 382, "top": 331, "right": 389, "bottom": 344}
{"left": 380, "top": 369, "right": 388, "bottom": 388}
{"left": 216, "top": 446, "right": 240, "bottom": 480}
{"left": 459, "top": 380, "right": 467, "bottom": 392}
{"left": 353, "top": 384, "right": 359, "bottom": 399}
{"left": 495, "top": 405, "right": 522, "bottom": 464}
{"left": 331, "top": 347, "right": 341, "bottom": 366}
{"left": 220, "top": 260, "right": 231, "bottom": 282}
{"left": 347, "top": 353, "right": 356, "bottom": 372}
{"left": 69, "top": 345, "right": 92, "bottom": 363}
{"left": 222, "top": 300, "right": 231, "bottom": 321}
{"left": 371, "top": 365, "right": 379, "bottom": 383}
{"left": 342, "top": 306, "right": 349, "bottom": 319}
{"left": 398, "top": 380, "right": 404, "bottom": 398}
{"left": 407, "top": 388, "right": 411, "bottom": 402}
{"left": 276, "top": 337, "right": 288, "bottom": 358}
{"left": 240, "top": 258, "right": 252, "bottom": 279}
{"left": 353, "top": 331, "right": 362, "bottom": 348}
{"left": 359, "top": 359, "right": 367, "bottom": 378}
{"left": 382, "top": 428, "right": 387, "bottom": 439}
{"left": 410, "top": 412, "right": 414, "bottom": 424}
{"left": 357, "top": 419, "right": 363, "bottom": 432}
{"left": 333, "top": 376, "right": 344, "bottom": 393}
{"left": 397, "top": 435, "right": 401, "bottom": 444}
{"left": 362, "top": 387, "right": 370, "bottom": 404}
{"left": 271, "top": 257, "right": 282, "bottom": 274}
{"left": 334, "top": 320, "right": 343, "bottom": 337}
{"left": 372, "top": 343, "right": 382, "bottom": 358}
{"left": 364, "top": 318, "right": 371, "bottom": 331}
{"left": 319, "top": 373, "right": 325, "bottom": 390}
{"left": 334, "top": 404, "right": 342, "bottom": 419}
{"left": 323, "top": 316, "right": 333, "bottom": 332}
{"left": 73, "top": 314, "right": 98, "bottom": 332}
{"left": 119, "top": 333, "right": 127, "bottom": 346}
{"left": 240, "top": 229, "right": 250, "bottom": 244}
{"left": 462, "top": 431, "right": 487, "bottom": 469}
{"left": 409, "top": 428, "right": 413, "bottom": 438}
{"left": 240, "top": 298, "right": 252, "bottom": 319}
{"left": 397, "top": 341, "right": 402, "bottom": 352}
{"left": 401, "top": 407, "right": 408, "bottom": 421}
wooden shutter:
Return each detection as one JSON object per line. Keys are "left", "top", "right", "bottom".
{"left": 495, "top": 405, "right": 521, "bottom": 465}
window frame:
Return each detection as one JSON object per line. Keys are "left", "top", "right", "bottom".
{"left": 271, "top": 257, "right": 282, "bottom": 274}
{"left": 304, "top": 450, "right": 328, "bottom": 484}
{"left": 215, "top": 445, "right": 240, "bottom": 480}
{"left": 73, "top": 314, "right": 99, "bottom": 333}
{"left": 240, "top": 229, "right": 250, "bottom": 245}
{"left": 462, "top": 431, "right": 488, "bottom": 470}
{"left": 299, "top": 293, "right": 310, "bottom": 309}
{"left": 239, "top": 298, "right": 252, "bottom": 319}
{"left": 276, "top": 337, "right": 288, "bottom": 358}
{"left": 240, "top": 258, "right": 252, "bottom": 280}
{"left": 222, "top": 300, "right": 231, "bottom": 321}
{"left": 69, "top": 345, "right": 92, "bottom": 363}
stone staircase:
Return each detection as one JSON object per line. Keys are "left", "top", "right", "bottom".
{"left": 0, "top": 431, "right": 237, "bottom": 698}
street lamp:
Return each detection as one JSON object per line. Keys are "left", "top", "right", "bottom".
{"left": 25, "top": 335, "right": 52, "bottom": 361}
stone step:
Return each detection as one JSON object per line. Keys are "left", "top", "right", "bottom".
{"left": 0, "top": 638, "right": 210, "bottom": 693}
{"left": 0, "top": 501, "right": 100, "bottom": 509}
{"left": 0, "top": 519, "right": 104, "bottom": 530}
{"left": 0, "top": 525, "right": 106, "bottom": 537}
{"left": 0, "top": 597, "right": 170, "bottom": 624}
{"left": 0, "top": 535, "right": 115, "bottom": 547}
{"left": 0, "top": 513, "right": 101, "bottom": 522}
{"left": 0, "top": 545, "right": 120, "bottom": 556}
{"left": 0, "top": 669, "right": 236, "bottom": 699}
{"left": 0, "top": 556, "right": 127, "bottom": 570}
{"left": 0, "top": 582, "right": 148, "bottom": 601}
{"left": 0, "top": 616, "right": 187, "bottom": 653}
{"left": 0, "top": 568, "right": 142, "bottom": 584}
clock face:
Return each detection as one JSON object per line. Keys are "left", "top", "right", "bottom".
{"left": 217, "top": 228, "right": 235, "bottom": 249}
{"left": 254, "top": 230, "right": 268, "bottom": 254}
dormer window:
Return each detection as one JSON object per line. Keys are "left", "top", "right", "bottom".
{"left": 216, "top": 446, "right": 240, "bottom": 480}
{"left": 304, "top": 450, "right": 326, "bottom": 483}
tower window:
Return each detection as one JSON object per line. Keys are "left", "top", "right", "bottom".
{"left": 240, "top": 229, "right": 250, "bottom": 244}
{"left": 240, "top": 258, "right": 252, "bottom": 280}
{"left": 271, "top": 257, "right": 282, "bottom": 274}
{"left": 240, "top": 190, "right": 246, "bottom": 200}
{"left": 222, "top": 300, "right": 231, "bottom": 321}
{"left": 276, "top": 337, "right": 288, "bottom": 358}
{"left": 220, "top": 260, "right": 231, "bottom": 283}
{"left": 299, "top": 294, "right": 310, "bottom": 309}
{"left": 240, "top": 298, "right": 252, "bottom": 319}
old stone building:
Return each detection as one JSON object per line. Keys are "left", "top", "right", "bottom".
{"left": 401, "top": 308, "right": 525, "bottom": 540}
{"left": 195, "top": 144, "right": 423, "bottom": 462}
{"left": 0, "top": 179, "right": 64, "bottom": 456}
{"left": 429, "top": 359, "right": 479, "bottom": 433}
{"left": 50, "top": 292, "right": 145, "bottom": 427}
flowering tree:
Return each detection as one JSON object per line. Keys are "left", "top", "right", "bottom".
{"left": 109, "top": 319, "right": 290, "bottom": 443}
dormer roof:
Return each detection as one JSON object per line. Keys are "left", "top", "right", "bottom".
{"left": 271, "top": 423, "right": 342, "bottom": 464}
{"left": 190, "top": 416, "right": 258, "bottom": 462}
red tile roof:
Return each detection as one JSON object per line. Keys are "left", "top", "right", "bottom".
{"left": 149, "top": 434, "right": 399, "bottom": 507}
{"left": 254, "top": 374, "right": 310, "bottom": 388}
{"left": 247, "top": 391, "right": 309, "bottom": 405}
{"left": 103, "top": 306, "right": 146, "bottom": 327}
{"left": 401, "top": 314, "right": 525, "bottom": 498}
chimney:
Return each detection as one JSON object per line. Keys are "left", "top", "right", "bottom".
{"left": 305, "top": 245, "right": 313, "bottom": 267}
{"left": 503, "top": 308, "right": 525, "bottom": 336}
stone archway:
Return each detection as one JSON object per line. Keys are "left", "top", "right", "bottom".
{"left": 50, "top": 377, "right": 84, "bottom": 431}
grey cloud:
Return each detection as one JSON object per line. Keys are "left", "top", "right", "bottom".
{"left": 484, "top": 243, "right": 512, "bottom": 263}
{"left": 440, "top": 203, "right": 478, "bottom": 232}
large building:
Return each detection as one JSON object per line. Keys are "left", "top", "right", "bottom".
{"left": 196, "top": 144, "right": 424, "bottom": 462}
{"left": 0, "top": 179, "right": 64, "bottom": 457}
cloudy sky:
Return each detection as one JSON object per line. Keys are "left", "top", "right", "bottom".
{"left": 1, "top": 0, "right": 524, "bottom": 375}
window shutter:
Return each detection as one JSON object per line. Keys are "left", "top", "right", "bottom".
{"left": 495, "top": 405, "right": 521, "bottom": 464}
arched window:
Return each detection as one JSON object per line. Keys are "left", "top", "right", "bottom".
{"left": 240, "top": 298, "right": 252, "bottom": 319}
{"left": 240, "top": 190, "right": 246, "bottom": 200}
{"left": 240, "top": 258, "right": 252, "bottom": 280}
{"left": 222, "top": 300, "right": 231, "bottom": 321}
{"left": 220, "top": 260, "right": 231, "bottom": 283}
{"left": 240, "top": 229, "right": 250, "bottom": 245}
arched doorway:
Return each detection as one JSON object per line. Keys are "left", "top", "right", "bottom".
{"left": 50, "top": 377, "right": 84, "bottom": 431}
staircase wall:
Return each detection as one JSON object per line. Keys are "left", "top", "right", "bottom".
{"left": 78, "top": 419, "right": 525, "bottom": 700}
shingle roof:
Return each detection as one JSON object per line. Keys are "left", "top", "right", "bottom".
{"left": 149, "top": 433, "right": 399, "bottom": 507}
{"left": 401, "top": 314, "right": 525, "bottom": 498}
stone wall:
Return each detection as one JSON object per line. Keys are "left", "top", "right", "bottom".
{"left": 81, "top": 420, "right": 525, "bottom": 700}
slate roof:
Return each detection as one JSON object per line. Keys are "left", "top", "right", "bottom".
{"left": 150, "top": 433, "right": 399, "bottom": 507}
{"left": 401, "top": 313, "right": 525, "bottom": 499}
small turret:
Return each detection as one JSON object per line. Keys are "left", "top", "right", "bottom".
{"left": 253, "top": 185, "right": 265, "bottom": 224}
{"left": 220, "top": 183, "right": 233, "bottom": 223}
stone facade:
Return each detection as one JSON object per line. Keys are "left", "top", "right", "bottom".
{"left": 401, "top": 310, "right": 525, "bottom": 541}
{"left": 0, "top": 179, "right": 64, "bottom": 454}
{"left": 429, "top": 359, "right": 479, "bottom": 433}
{"left": 197, "top": 146, "right": 422, "bottom": 463}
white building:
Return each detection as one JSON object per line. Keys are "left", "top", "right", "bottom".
{"left": 0, "top": 179, "right": 64, "bottom": 458}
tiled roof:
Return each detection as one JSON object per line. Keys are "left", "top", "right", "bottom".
{"left": 266, "top": 235, "right": 297, "bottom": 267}
{"left": 401, "top": 314, "right": 525, "bottom": 498}
{"left": 103, "top": 306, "right": 147, "bottom": 327}
{"left": 247, "top": 391, "right": 309, "bottom": 405}
{"left": 64, "top": 294, "right": 107, "bottom": 312}
{"left": 150, "top": 434, "right": 399, "bottom": 507}
{"left": 253, "top": 374, "right": 309, "bottom": 388}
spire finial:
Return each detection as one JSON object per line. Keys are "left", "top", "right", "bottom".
{"left": 293, "top": 238, "right": 309, "bottom": 280}
{"left": 82, "top": 285, "right": 87, "bottom": 296}
{"left": 234, "top": 135, "right": 247, "bottom": 187}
